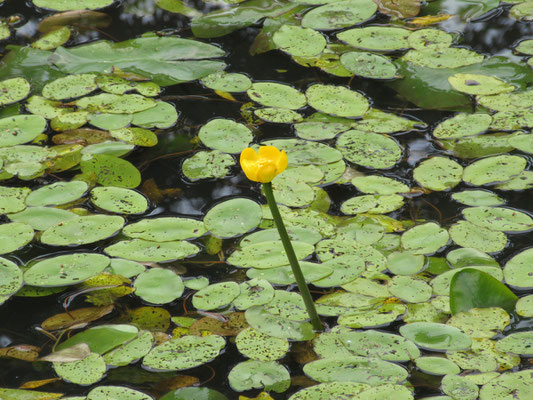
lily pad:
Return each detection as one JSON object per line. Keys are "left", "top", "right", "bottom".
{"left": 272, "top": 25, "right": 326, "bottom": 57}
{"left": 415, "top": 356, "right": 460, "bottom": 375}
{"left": 433, "top": 113, "right": 492, "bottom": 139}
{"left": 87, "top": 386, "right": 153, "bottom": 400}
{"left": 449, "top": 220, "right": 507, "bottom": 253}
{"left": 192, "top": 281, "right": 240, "bottom": 310}
{"left": 235, "top": 327, "right": 288, "bottom": 361}
{"left": 53, "top": 353, "right": 106, "bottom": 385}
{"left": 399, "top": 322, "right": 471, "bottom": 351}
{"left": 245, "top": 305, "right": 314, "bottom": 341}
{"left": 340, "top": 330, "right": 420, "bottom": 362}
{"left": 33, "top": 0, "right": 114, "bottom": 11}
{"left": 504, "top": 248, "right": 533, "bottom": 288}
{"left": 254, "top": 107, "right": 303, "bottom": 123}
{"left": 0, "top": 186, "right": 31, "bottom": 214}
{"left": 0, "top": 77, "right": 31, "bottom": 106}
{"left": 32, "top": 26, "right": 71, "bottom": 51}
{"left": 26, "top": 181, "right": 88, "bottom": 206}
{"left": 337, "top": 26, "right": 411, "bottom": 52}
{"left": 402, "top": 47, "right": 484, "bottom": 69}
{"left": 123, "top": 217, "right": 205, "bottom": 241}
{"left": 463, "top": 206, "right": 533, "bottom": 232}
{"left": 401, "top": 222, "right": 449, "bottom": 255}
{"left": 201, "top": 71, "right": 252, "bottom": 92}
{"left": 341, "top": 194, "right": 404, "bottom": 214}
{"left": 42, "top": 74, "right": 97, "bottom": 100}
{"left": 0, "top": 257, "right": 23, "bottom": 296}
{"left": 104, "top": 239, "right": 199, "bottom": 262}
{"left": 228, "top": 360, "right": 290, "bottom": 392}
{"left": 247, "top": 82, "right": 307, "bottom": 110}
{"left": 134, "top": 268, "right": 184, "bottom": 304}
{"left": 80, "top": 154, "right": 141, "bottom": 188}
{"left": 8, "top": 206, "right": 78, "bottom": 231}
{"left": 413, "top": 157, "right": 463, "bottom": 191}
{"left": 441, "top": 374, "right": 479, "bottom": 400}
{"left": 479, "top": 370, "right": 533, "bottom": 400}
{"left": 142, "top": 335, "right": 225, "bottom": 371}
{"left": 451, "top": 190, "right": 505, "bottom": 206}
{"left": 301, "top": 0, "right": 378, "bottom": 30}
{"left": 463, "top": 155, "right": 526, "bottom": 186}
{"left": 131, "top": 101, "right": 178, "bottom": 129}
{"left": 204, "top": 198, "right": 261, "bottom": 238}
{"left": 408, "top": 28, "right": 453, "bottom": 50}
{"left": 198, "top": 119, "right": 253, "bottom": 154}
{"left": 340, "top": 52, "right": 398, "bottom": 80}
{"left": 0, "top": 115, "right": 47, "bottom": 147}
{"left": 182, "top": 150, "right": 234, "bottom": 181}
{"left": 306, "top": 85, "right": 369, "bottom": 118}
{"left": 228, "top": 240, "right": 314, "bottom": 269}
{"left": 41, "top": 215, "right": 124, "bottom": 246}
{"left": 448, "top": 73, "right": 515, "bottom": 96}
{"left": 24, "top": 253, "right": 110, "bottom": 287}
{"left": 0, "top": 222, "right": 34, "bottom": 254}
{"left": 90, "top": 187, "right": 148, "bottom": 214}
{"left": 336, "top": 130, "right": 403, "bottom": 169}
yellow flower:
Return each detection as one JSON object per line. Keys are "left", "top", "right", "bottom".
{"left": 240, "top": 146, "right": 288, "bottom": 183}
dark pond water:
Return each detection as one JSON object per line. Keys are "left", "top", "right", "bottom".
{"left": 1, "top": 0, "right": 533, "bottom": 399}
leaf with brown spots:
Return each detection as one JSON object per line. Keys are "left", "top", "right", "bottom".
{"left": 189, "top": 312, "right": 248, "bottom": 336}
{"left": 41, "top": 305, "right": 113, "bottom": 330}
{"left": 374, "top": 0, "right": 421, "bottom": 18}
{"left": 0, "top": 345, "right": 40, "bottom": 361}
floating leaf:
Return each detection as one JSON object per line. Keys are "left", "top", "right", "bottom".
{"left": 448, "top": 73, "right": 515, "bottom": 96}
{"left": 204, "top": 198, "right": 261, "bottom": 238}
{"left": 53, "top": 36, "right": 226, "bottom": 86}
{"left": 192, "top": 281, "right": 240, "bottom": 310}
{"left": 160, "top": 387, "right": 228, "bottom": 400}
{"left": 401, "top": 222, "right": 449, "bottom": 255}
{"left": 0, "top": 257, "right": 23, "bottom": 296}
{"left": 306, "top": 85, "right": 369, "bottom": 117}
{"left": 408, "top": 28, "right": 453, "bottom": 49}
{"left": 340, "top": 52, "right": 398, "bottom": 80}
{"left": 41, "top": 305, "right": 113, "bottom": 330}
{"left": 201, "top": 71, "right": 252, "bottom": 92}
{"left": 123, "top": 217, "right": 205, "bottom": 241}
{"left": 24, "top": 253, "right": 110, "bottom": 287}
{"left": 272, "top": 25, "right": 326, "bottom": 57}
{"left": 451, "top": 190, "right": 504, "bottom": 207}
{"left": 288, "top": 382, "right": 371, "bottom": 400}
{"left": 87, "top": 386, "right": 153, "bottom": 400}
{"left": 387, "top": 251, "right": 425, "bottom": 275}
{"left": 32, "top": 0, "right": 115, "bottom": 11}
{"left": 433, "top": 113, "right": 492, "bottom": 139}
{"left": 142, "top": 335, "right": 225, "bottom": 371}
{"left": 479, "top": 370, "right": 533, "bottom": 400}
{"left": 53, "top": 353, "right": 106, "bottom": 385}
{"left": 228, "top": 240, "right": 314, "bottom": 269}
{"left": 42, "top": 74, "right": 97, "bottom": 100}
{"left": 41, "top": 215, "right": 124, "bottom": 246}
{"left": 8, "top": 206, "right": 77, "bottom": 231}
{"left": 228, "top": 360, "right": 290, "bottom": 393}
{"left": 245, "top": 305, "right": 314, "bottom": 341}
{"left": 336, "top": 130, "right": 402, "bottom": 169}
{"left": 104, "top": 331, "right": 154, "bottom": 367}
{"left": 413, "top": 157, "right": 463, "bottom": 191}
{"left": 463, "top": 155, "right": 526, "bottom": 186}
{"left": 90, "top": 187, "right": 148, "bottom": 214}
{"left": 403, "top": 47, "right": 484, "bottom": 69}
{"left": 441, "top": 374, "right": 479, "bottom": 400}
{"left": 340, "top": 330, "right": 420, "bottom": 362}
{"left": 0, "top": 115, "right": 47, "bottom": 147}
{"left": 235, "top": 327, "right": 288, "bottom": 361}
{"left": 337, "top": 26, "right": 411, "bottom": 51}
{"left": 247, "top": 261, "right": 333, "bottom": 285}
{"left": 449, "top": 220, "right": 507, "bottom": 253}
{"left": 80, "top": 154, "right": 141, "bottom": 188}
{"left": 302, "top": 0, "right": 377, "bottom": 30}
{"left": 415, "top": 356, "right": 460, "bottom": 375}
{"left": 504, "top": 248, "right": 533, "bottom": 288}
{"left": 447, "top": 307, "right": 510, "bottom": 339}
{"left": 247, "top": 82, "right": 306, "bottom": 110}
{"left": 198, "top": 119, "right": 253, "bottom": 154}
{"left": 104, "top": 239, "right": 199, "bottom": 262}
{"left": 0, "top": 222, "right": 34, "bottom": 254}
{"left": 463, "top": 206, "right": 533, "bottom": 232}
{"left": 254, "top": 107, "right": 303, "bottom": 123}
{"left": 0, "top": 77, "right": 31, "bottom": 106}
{"left": 56, "top": 324, "right": 138, "bottom": 353}
{"left": 134, "top": 268, "right": 184, "bottom": 304}
{"left": 131, "top": 101, "right": 178, "bottom": 129}
{"left": 26, "top": 181, "right": 88, "bottom": 206}
{"left": 32, "top": 26, "right": 71, "bottom": 51}
{"left": 399, "top": 322, "right": 471, "bottom": 351}
{"left": 0, "top": 186, "right": 31, "bottom": 214}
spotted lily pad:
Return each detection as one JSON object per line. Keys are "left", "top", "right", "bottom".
{"left": 228, "top": 240, "right": 314, "bottom": 269}
{"left": 408, "top": 28, "right": 453, "bottom": 49}
{"left": 53, "top": 353, "right": 106, "bottom": 385}
{"left": 272, "top": 25, "right": 326, "bottom": 57}
{"left": 0, "top": 257, "right": 23, "bottom": 296}
{"left": 131, "top": 101, "right": 178, "bottom": 129}
{"left": 87, "top": 386, "right": 153, "bottom": 400}
{"left": 104, "top": 239, "right": 199, "bottom": 262}
{"left": 90, "top": 187, "right": 148, "bottom": 214}
{"left": 413, "top": 157, "right": 463, "bottom": 191}
{"left": 80, "top": 154, "right": 141, "bottom": 188}
{"left": 182, "top": 150, "right": 234, "bottom": 181}
{"left": 415, "top": 356, "right": 460, "bottom": 375}
{"left": 233, "top": 278, "right": 275, "bottom": 310}
{"left": 204, "top": 198, "right": 261, "bottom": 238}
{"left": 451, "top": 190, "right": 505, "bottom": 206}
{"left": 42, "top": 74, "right": 97, "bottom": 100}
{"left": 402, "top": 48, "right": 484, "bottom": 69}
{"left": 447, "top": 307, "right": 510, "bottom": 338}
{"left": 0, "top": 115, "right": 47, "bottom": 147}
{"left": 433, "top": 113, "right": 492, "bottom": 139}
{"left": 306, "top": 85, "right": 369, "bottom": 117}
{"left": 336, "top": 130, "right": 403, "bottom": 169}
{"left": 463, "top": 155, "right": 526, "bottom": 186}
{"left": 448, "top": 73, "right": 515, "bottom": 96}
{"left": 41, "top": 215, "right": 124, "bottom": 246}
{"left": 463, "top": 206, "right": 533, "bottom": 232}
{"left": 301, "top": 0, "right": 378, "bottom": 30}
{"left": 441, "top": 374, "right": 479, "bottom": 400}
{"left": 341, "top": 194, "right": 404, "bottom": 214}
{"left": 504, "top": 248, "right": 533, "bottom": 288}
{"left": 245, "top": 305, "right": 314, "bottom": 341}
{"left": 0, "top": 186, "right": 31, "bottom": 214}
{"left": 0, "top": 77, "right": 31, "bottom": 106}
{"left": 0, "top": 222, "right": 34, "bottom": 254}
{"left": 123, "top": 217, "right": 205, "bottom": 241}
{"left": 235, "top": 327, "right": 288, "bottom": 361}
{"left": 228, "top": 360, "right": 290, "bottom": 393}
{"left": 201, "top": 71, "right": 252, "bottom": 92}
{"left": 198, "top": 119, "right": 253, "bottom": 154}
{"left": 24, "top": 253, "right": 110, "bottom": 287}
{"left": 193, "top": 281, "right": 240, "bottom": 310}
{"left": 134, "top": 268, "right": 184, "bottom": 304}
{"left": 399, "top": 322, "right": 471, "bottom": 351}
{"left": 401, "top": 222, "right": 449, "bottom": 255}
{"left": 26, "top": 181, "right": 88, "bottom": 206}
{"left": 8, "top": 206, "right": 78, "bottom": 231}
{"left": 340, "top": 330, "right": 420, "bottom": 361}
{"left": 33, "top": 0, "right": 115, "bottom": 10}
{"left": 337, "top": 26, "right": 411, "bottom": 52}
{"left": 142, "top": 335, "right": 225, "bottom": 371}
{"left": 247, "top": 82, "right": 306, "bottom": 110}
{"left": 449, "top": 220, "right": 507, "bottom": 253}
{"left": 340, "top": 52, "right": 398, "bottom": 79}
{"left": 479, "top": 370, "right": 533, "bottom": 400}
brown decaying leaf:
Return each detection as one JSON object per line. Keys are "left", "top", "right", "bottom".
{"left": 188, "top": 312, "right": 248, "bottom": 336}
{"left": 0, "top": 345, "right": 40, "bottom": 361}
{"left": 41, "top": 305, "right": 114, "bottom": 330}
{"left": 141, "top": 178, "right": 182, "bottom": 203}
{"left": 374, "top": 0, "right": 421, "bottom": 19}
{"left": 52, "top": 128, "right": 113, "bottom": 145}
{"left": 239, "top": 392, "right": 276, "bottom": 400}
{"left": 19, "top": 378, "right": 62, "bottom": 389}
{"left": 39, "top": 343, "right": 91, "bottom": 363}
{"left": 38, "top": 10, "right": 112, "bottom": 33}
{"left": 129, "top": 306, "right": 171, "bottom": 332}
{"left": 152, "top": 375, "right": 199, "bottom": 394}
{"left": 291, "top": 341, "right": 318, "bottom": 365}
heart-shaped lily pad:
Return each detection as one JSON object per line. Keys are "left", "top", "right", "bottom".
{"left": 133, "top": 268, "right": 184, "bottom": 304}
{"left": 204, "top": 198, "right": 261, "bottom": 238}
{"left": 41, "top": 215, "right": 125, "bottom": 246}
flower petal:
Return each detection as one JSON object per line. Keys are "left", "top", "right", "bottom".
{"left": 276, "top": 150, "right": 288, "bottom": 174}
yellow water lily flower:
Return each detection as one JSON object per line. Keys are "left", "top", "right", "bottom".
{"left": 240, "top": 146, "right": 288, "bottom": 183}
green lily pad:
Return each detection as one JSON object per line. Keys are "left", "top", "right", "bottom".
{"left": 245, "top": 305, "right": 314, "bottom": 341}
{"left": 198, "top": 119, "right": 253, "bottom": 154}
{"left": 288, "top": 382, "right": 371, "bottom": 400}
{"left": 0, "top": 222, "right": 34, "bottom": 254}
{"left": 449, "top": 73, "right": 515, "bottom": 96}
{"left": 388, "top": 275, "right": 432, "bottom": 303}
{"left": 401, "top": 222, "right": 449, "bottom": 255}
{"left": 441, "top": 374, "right": 479, "bottom": 400}
{"left": 42, "top": 74, "right": 97, "bottom": 100}
{"left": 451, "top": 190, "right": 505, "bottom": 206}
{"left": 496, "top": 171, "right": 533, "bottom": 190}
{"left": 263, "top": 138, "right": 343, "bottom": 165}
{"left": 108, "top": 258, "right": 145, "bottom": 278}
{"left": 53, "top": 353, "right": 106, "bottom": 385}
{"left": 415, "top": 356, "right": 460, "bottom": 375}
{"left": 408, "top": 28, "right": 454, "bottom": 50}
{"left": 201, "top": 71, "right": 252, "bottom": 92}
{"left": 159, "top": 387, "right": 227, "bottom": 400}
{"left": 247, "top": 82, "right": 307, "bottom": 110}
{"left": 131, "top": 101, "right": 178, "bottom": 129}
{"left": 301, "top": 0, "right": 377, "bottom": 30}
{"left": 272, "top": 25, "right": 326, "bottom": 57}
{"left": 387, "top": 251, "right": 425, "bottom": 275}
{"left": 33, "top": 0, "right": 114, "bottom": 10}
{"left": 303, "top": 356, "right": 408, "bottom": 385}
{"left": 0, "top": 77, "right": 31, "bottom": 106}
{"left": 447, "top": 307, "right": 510, "bottom": 339}
{"left": 449, "top": 220, "right": 507, "bottom": 253}
{"left": 0, "top": 257, "right": 23, "bottom": 296}
{"left": 341, "top": 194, "right": 404, "bottom": 214}
{"left": 511, "top": 1, "right": 533, "bottom": 21}
{"left": 76, "top": 93, "right": 156, "bottom": 114}
{"left": 399, "top": 322, "right": 471, "bottom": 351}
{"left": 123, "top": 217, "right": 205, "bottom": 241}
{"left": 233, "top": 278, "right": 275, "bottom": 310}
{"left": 235, "top": 327, "right": 288, "bottom": 361}
{"left": 247, "top": 261, "right": 334, "bottom": 285}
{"left": 433, "top": 113, "right": 492, "bottom": 139}
{"left": 24, "top": 253, "right": 110, "bottom": 287}
{"left": 41, "top": 215, "right": 124, "bottom": 246}
{"left": 80, "top": 154, "right": 141, "bottom": 188}
{"left": 109, "top": 127, "right": 157, "bottom": 147}
{"left": 0, "top": 115, "right": 47, "bottom": 147}
{"left": 240, "top": 227, "right": 321, "bottom": 247}
{"left": 0, "top": 186, "right": 31, "bottom": 214}
{"left": 516, "top": 39, "right": 533, "bottom": 55}
{"left": 254, "top": 107, "right": 303, "bottom": 123}
{"left": 104, "top": 239, "right": 199, "bottom": 262}
{"left": 306, "top": 85, "right": 369, "bottom": 118}
{"left": 182, "top": 150, "right": 234, "bottom": 181}
{"left": 431, "top": 266, "right": 503, "bottom": 296}
{"left": 192, "top": 281, "right": 240, "bottom": 310}
{"left": 353, "top": 108, "right": 425, "bottom": 133}
{"left": 496, "top": 332, "right": 533, "bottom": 356}
{"left": 32, "top": 26, "right": 71, "bottom": 51}
{"left": 504, "top": 248, "right": 533, "bottom": 288}
{"left": 336, "top": 130, "right": 403, "bottom": 169}
{"left": 90, "top": 187, "right": 148, "bottom": 214}
{"left": 413, "top": 157, "right": 463, "bottom": 191}
{"left": 228, "top": 360, "right": 290, "bottom": 392}
{"left": 26, "top": 95, "right": 73, "bottom": 119}
{"left": 463, "top": 206, "right": 533, "bottom": 232}
{"left": 51, "top": 110, "right": 89, "bottom": 131}
{"left": 229, "top": 240, "right": 314, "bottom": 269}
{"left": 515, "top": 295, "right": 533, "bottom": 317}
{"left": 340, "top": 330, "right": 420, "bottom": 361}
{"left": 479, "top": 370, "right": 533, "bottom": 400}
{"left": 0, "top": 389, "right": 63, "bottom": 399}
{"left": 463, "top": 155, "right": 526, "bottom": 186}
{"left": 478, "top": 88, "right": 533, "bottom": 112}
{"left": 8, "top": 206, "right": 78, "bottom": 231}
{"left": 402, "top": 47, "right": 484, "bottom": 69}
{"left": 26, "top": 181, "right": 88, "bottom": 206}
{"left": 134, "top": 268, "right": 184, "bottom": 304}
{"left": 438, "top": 132, "right": 516, "bottom": 159}
{"left": 53, "top": 36, "right": 226, "bottom": 86}
{"left": 204, "top": 198, "right": 261, "bottom": 238}
{"left": 294, "top": 122, "right": 349, "bottom": 141}
{"left": 87, "top": 386, "right": 153, "bottom": 400}
{"left": 340, "top": 52, "right": 398, "bottom": 80}
{"left": 142, "top": 334, "right": 225, "bottom": 371}
{"left": 337, "top": 26, "right": 411, "bottom": 52}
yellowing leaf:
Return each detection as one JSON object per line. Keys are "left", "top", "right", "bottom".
{"left": 0, "top": 345, "right": 40, "bottom": 361}
{"left": 214, "top": 89, "right": 237, "bottom": 102}
{"left": 41, "top": 305, "right": 113, "bottom": 330}
{"left": 19, "top": 378, "right": 62, "bottom": 389}
{"left": 409, "top": 13, "right": 454, "bottom": 26}
{"left": 239, "top": 392, "right": 276, "bottom": 400}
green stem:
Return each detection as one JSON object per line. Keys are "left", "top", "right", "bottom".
{"left": 262, "top": 182, "right": 324, "bottom": 332}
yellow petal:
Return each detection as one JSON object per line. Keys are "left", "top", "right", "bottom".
{"left": 258, "top": 145, "right": 281, "bottom": 161}
{"left": 255, "top": 162, "right": 277, "bottom": 183}
{"left": 276, "top": 150, "right": 288, "bottom": 174}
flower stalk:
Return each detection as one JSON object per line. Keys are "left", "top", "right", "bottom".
{"left": 262, "top": 182, "right": 324, "bottom": 332}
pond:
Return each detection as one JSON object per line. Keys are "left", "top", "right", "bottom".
{"left": 1, "top": 0, "right": 533, "bottom": 399}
